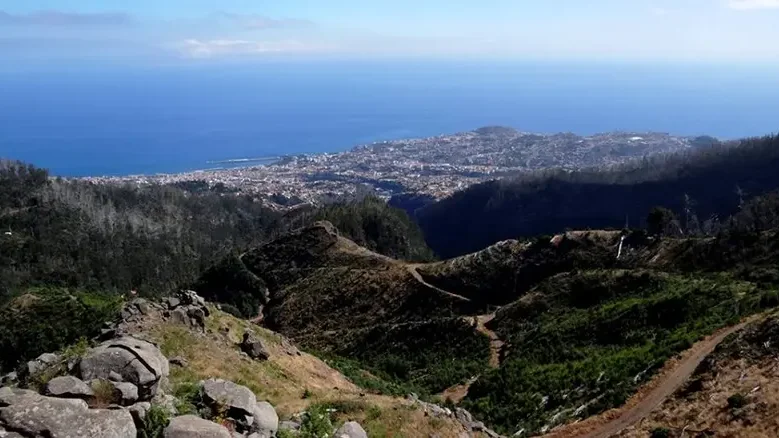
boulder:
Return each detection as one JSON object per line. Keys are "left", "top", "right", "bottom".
{"left": 0, "top": 372, "right": 18, "bottom": 387}
{"left": 188, "top": 307, "right": 207, "bottom": 329}
{"left": 0, "top": 426, "right": 25, "bottom": 438}
{"left": 26, "top": 352, "right": 60, "bottom": 376}
{"left": 133, "top": 299, "right": 152, "bottom": 315}
{"left": 128, "top": 401, "right": 151, "bottom": 423}
{"left": 250, "top": 401, "right": 278, "bottom": 436}
{"left": 334, "top": 421, "right": 368, "bottom": 438}
{"left": 280, "top": 420, "right": 301, "bottom": 431}
{"left": 170, "top": 308, "right": 190, "bottom": 325}
{"left": 241, "top": 333, "right": 270, "bottom": 361}
{"left": 164, "top": 415, "right": 231, "bottom": 438}
{"left": 110, "top": 381, "right": 139, "bottom": 405}
{"left": 45, "top": 376, "right": 94, "bottom": 399}
{"left": 201, "top": 379, "right": 257, "bottom": 418}
{"left": 80, "top": 336, "right": 169, "bottom": 400}
{"left": 166, "top": 297, "right": 182, "bottom": 309}
{"left": 0, "top": 391, "right": 135, "bottom": 438}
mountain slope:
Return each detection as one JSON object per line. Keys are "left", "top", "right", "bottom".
{"left": 418, "top": 135, "right": 779, "bottom": 258}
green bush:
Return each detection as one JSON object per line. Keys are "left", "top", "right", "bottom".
{"left": 650, "top": 427, "right": 671, "bottom": 438}
{"left": 727, "top": 393, "right": 748, "bottom": 410}
{"left": 138, "top": 405, "right": 172, "bottom": 438}
{"left": 299, "top": 404, "right": 334, "bottom": 438}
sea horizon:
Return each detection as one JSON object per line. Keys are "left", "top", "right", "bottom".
{"left": 2, "top": 59, "right": 778, "bottom": 177}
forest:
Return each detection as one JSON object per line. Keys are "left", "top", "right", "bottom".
{"left": 417, "top": 135, "right": 779, "bottom": 258}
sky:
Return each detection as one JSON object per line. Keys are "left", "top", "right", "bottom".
{"left": 1, "top": 0, "right": 779, "bottom": 64}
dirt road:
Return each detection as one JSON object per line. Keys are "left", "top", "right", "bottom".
{"left": 541, "top": 316, "right": 762, "bottom": 438}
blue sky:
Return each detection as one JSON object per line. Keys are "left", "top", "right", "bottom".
{"left": 2, "top": 0, "right": 779, "bottom": 63}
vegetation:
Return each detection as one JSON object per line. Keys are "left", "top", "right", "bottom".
{"left": 460, "top": 270, "right": 776, "bottom": 435}
{"left": 138, "top": 405, "right": 172, "bottom": 438}
{"left": 288, "top": 196, "right": 435, "bottom": 262}
{"left": 0, "top": 287, "right": 122, "bottom": 371}
{"left": 418, "top": 135, "right": 779, "bottom": 258}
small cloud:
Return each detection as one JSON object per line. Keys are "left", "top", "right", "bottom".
{"left": 727, "top": 0, "right": 779, "bottom": 9}
{"left": 0, "top": 10, "right": 133, "bottom": 26}
{"left": 178, "top": 39, "right": 323, "bottom": 58}
{"left": 213, "top": 12, "right": 314, "bottom": 31}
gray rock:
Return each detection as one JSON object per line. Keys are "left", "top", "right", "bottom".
{"left": 241, "top": 333, "right": 270, "bottom": 361}
{"left": 133, "top": 299, "right": 151, "bottom": 315}
{"left": 26, "top": 352, "right": 60, "bottom": 376}
{"left": 166, "top": 297, "right": 181, "bottom": 309}
{"left": 201, "top": 378, "right": 257, "bottom": 418}
{"left": 80, "top": 336, "right": 169, "bottom": 400}
{"left": 0, "top": 372, "right": 18, "bottom": 387}
{"left": 170, "top": 308, "right": 189, "bottom": 325}
{"left": 0, "top": 426, "right": 25, "bottom": 438}
{"left": 333, "top": 421, "right": 368, "bottom": 438}
{"left": 188, "top": 307, "right": 207, "bottom": 329}
{"left": 0, "top": 391, "right": 135, "bottom": 438}
{"left": 170, "top": 356, "right": 189, "bottom": 367}
{"left": 164, "top": 415, "right": 231, "bottom": 438}
{"left": 128, "top": 401, "right": 151, "bottom": 423}
{"left": 251, "top": 401, "right": 278, "bottom": 436}
{"left": 45, "top": 376, "right": 94, "bottom": 399}
{"left": 109, "top": 371, "right": 124, "bottom": 382}
{"left": 280, "top": 420, "right": 301, "bottom": 431}
{"left": 110, "top": 381, "right": 139, "bottom": 405}
{"left": 0, "top": 387, "right": 39, "bottom": 406}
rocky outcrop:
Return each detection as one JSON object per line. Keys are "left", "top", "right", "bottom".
{"left": 202, "top": 379, "right": 257, "bottom": 418}
{"left": 241, "top": 332, "right": 270, "bottom": 361}
{"left": 164, "top": 290, "right": 210, "bottom": 332}
{"left": 250, "top": 401, "right": 278, "bottom": 437}
{"left": 25, "top": 352, "right": 60, "bottom": 377}
{"left": 334, "top": 421, "right": 368, "bottom": 438}
{"left": 80, "top": 336, "right": 169, "bottom": 400}
{"left": 45, "top": 376, "right": 94, "bottom": 399}
{"left": 0, "top": 388, "right": 136, "bottom": 438}
{"left": 164, "top": 415, "right": 232, "bottom": 438}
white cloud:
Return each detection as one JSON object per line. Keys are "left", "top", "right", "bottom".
{"left": 727, "top": 0, "right": 779, "bottom": 9}
{"left": 178, "top": 39, "right": 325, "bottom": 58}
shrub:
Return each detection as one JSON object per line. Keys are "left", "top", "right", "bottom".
{"left": 138, "top": 405, "right": 171, "bottom": 438}
{"left": 650, "top": 427, "right": 671, "bottom": 438}
{"left": 727, "top": 393, "right": 748, "bottom": 410}
{"left": 299, "top": 404, "right": 335, "bottom": 438}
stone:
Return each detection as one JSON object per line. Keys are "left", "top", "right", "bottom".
{"left": 334, "top": 421, "right": 368, "bottom": 438}
{"left": 170, "top": 356, "right": 189, "bottom": 367}
{"left": 188, "top": 306, "right": 207, "bottom": 329}
{"left": 0, "top": 372, "right": 18, "bottom": 387}
{"left": 241, "top": 333, "right": 270, "bottom": 361}
{"left": 0, "top": 427, "right": 25, "bottom": 438}
{"left": 133, "top": 299, "right": 151, "bottom": 315}
{"left": 164, "top": 415, "right": 231, "bottom": 438}
{"left": 280, "top": 420, "right": 301, "bottom": 431}
{"left": 170, "top": 308, "right": 189, "bottom": 325}
{"left": 26, "top": 352, "right": 60, "bottom": 376}
{"left": 109, "top": 371, "right": 124, "bottom": 382}
{"left": 250, "top": 401, "right": 279, "bottom": 436}
{"left": 128, "top": 401, "right": 151, "bottom": 423}
{"left": 201, "top": 378, "right": 257, "bottom": 418}
{"left": 166, "top": 297, "right": 181, "bottom": 309}
{"left": 110, "top": 381, "right": 139, "bottom": 405}
{"left": 80, "top": 336, "right": 169, "bottom": 401}
{"left": 0, "top": 391, "right": 135, "bottom": 438}
{"left": 45, "top": 376, "right": 94, "bottom": 399}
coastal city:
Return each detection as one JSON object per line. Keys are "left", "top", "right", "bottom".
{"left": 84, "top": 127, "right": 710, "bottom": 209}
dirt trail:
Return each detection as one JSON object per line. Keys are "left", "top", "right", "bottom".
{"left": 406, "top": 264, "right": 472, "bottom": 302}
{"left": 541, "top": 315, "right": 765, "bottom": 438}
{"left": 472, "top": 314, "right": 504, "bottom": 368}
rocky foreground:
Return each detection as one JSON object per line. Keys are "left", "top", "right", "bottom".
{"left": 0, "top": 290, "right": 491, "bottom": 438}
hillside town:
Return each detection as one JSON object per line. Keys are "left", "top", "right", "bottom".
{"left": 83, "top": 127, "right": 710, "bottom": 208}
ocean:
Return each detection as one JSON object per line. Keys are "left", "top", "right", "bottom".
{"left": 1, "top": 59, "right": 778, "bottom": 176}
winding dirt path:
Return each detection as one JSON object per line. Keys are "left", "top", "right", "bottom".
{"left": 406, "top": 264, "right": 472, "bottom": 302}
{"left": 541, "top": 314, "right": 765, "bottom": 438}
{"left": 473, "top": 314, "right": 504, "bottom": 368}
